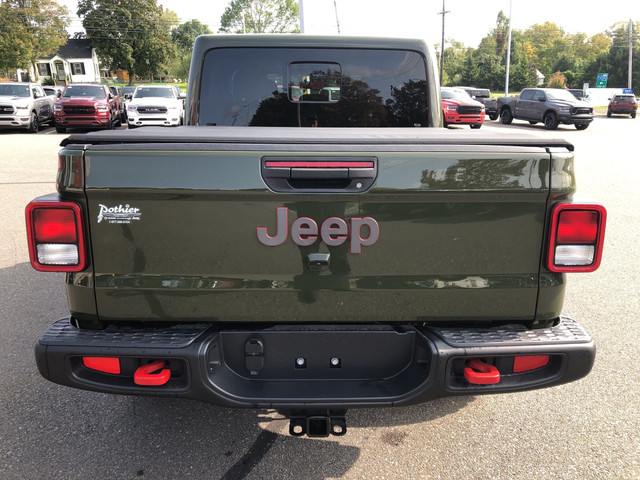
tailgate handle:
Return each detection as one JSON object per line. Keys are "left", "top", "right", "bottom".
{"left": 262, "top": 156, "right": 377, "bottom": 193}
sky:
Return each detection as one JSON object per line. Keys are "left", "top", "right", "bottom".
{"left": 59, "top": 0, "right": 640, "bottom": 49}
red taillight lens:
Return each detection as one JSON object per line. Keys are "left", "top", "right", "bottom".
{"left": 33, "top": 208, "right": 78, "bottom": 243}
{"left": 547, "top": 203, "right": 606, "bottom": 272}
{"left": 26, "top": 201, "right": 86, "bottom": 272}
{"left": 556, "top": 211, "right": 598, "bottom": 244}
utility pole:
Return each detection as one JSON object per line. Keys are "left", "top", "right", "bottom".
{"left": 437, "top": 0, "right": 449, "bottom": 84}
{"left": 504, "top": 0, "right": 513, "bottom": 96}
{"left": 334, "top": 0, "right": 341, "bottom": 34}
{"left": 629, "top": 19, "right": 633, "bottom": 90}
{"left": 299, "top": 0, "right": 305, "bottom": 33}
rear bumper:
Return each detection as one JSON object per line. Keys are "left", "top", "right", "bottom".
{"left": 609, "top": 107, "right": 636, "bottom": 114}
{"left": 35, "top": 317, "right": 595, "bottom": 409}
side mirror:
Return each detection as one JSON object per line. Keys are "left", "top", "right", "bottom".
{"left": 125, "top": 94, "right": 132, "bottom": 100}
{"left": 179, "top": 93, "right": 186, "bottom": 99}
{"left": 108, "top": 93, "right": 114, "bottom": 100}
{"left": 538, "top": 97, "right": 545, "bottom": 102}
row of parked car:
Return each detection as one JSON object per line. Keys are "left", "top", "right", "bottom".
{"left": 0, "top": 82, "right": 186, "bottom": 133}
{"left": 441, "top": 86, "right": 637, "bottom": 131}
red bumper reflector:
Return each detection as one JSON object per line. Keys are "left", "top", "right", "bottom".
{"left": 134, "top": 360, "right": 171, "bottom": 386}
{"left": 264, "top": 160, "right": 374, "bottom": 168}
{"left": 513, "top": 355, "right": 550, "bottom": 373}
{"left": 464, "top": 359, "right": 501, "bottom": 385}
{"left": 82, "top": 357, "right": 121, "bottom": 374}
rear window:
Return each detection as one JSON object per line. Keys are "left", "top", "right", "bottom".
{"left": 614, "top": 95, "right": 636, "bottom": 101}
{"left": 466, "top": 88, "right": 490, "bottom": 98}
{"left": 199, "top": 47, "right": 429, "bottom": 127}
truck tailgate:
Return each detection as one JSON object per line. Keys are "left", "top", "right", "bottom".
{"left": 65, "top": 127, "right": 572, "bottom": 324}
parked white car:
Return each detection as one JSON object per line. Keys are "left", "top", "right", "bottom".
{"left": 126, "top": 85, "right": 185, "bottom": 128}
{"left": 0, "top": 82, "right": 55, "bottom": 132}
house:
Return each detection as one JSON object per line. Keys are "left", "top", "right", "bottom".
{"left": 34, "top": 39, "right": 101, "bottom": 85}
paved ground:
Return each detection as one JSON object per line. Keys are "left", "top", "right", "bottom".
{"left": 1, "top": 117, "right": 638, "bottom": 479}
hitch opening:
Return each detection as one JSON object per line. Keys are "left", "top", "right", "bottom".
{"left": 286, "top": 410, "right": 347, "bottom": 437}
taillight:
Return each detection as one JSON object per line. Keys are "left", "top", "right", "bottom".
{"left": 26, "top": 201, "right": 86, "bottom": 272}
{"left": 547, "top": 203, "right": 606, "bottom": 272}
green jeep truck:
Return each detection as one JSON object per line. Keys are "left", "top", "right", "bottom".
{"left": 26, "top": 35, "right": 606, "bottom": 437}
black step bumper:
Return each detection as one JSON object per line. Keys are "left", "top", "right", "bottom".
{"left": 35, "top": 317, "right": 595, "bottom": 409}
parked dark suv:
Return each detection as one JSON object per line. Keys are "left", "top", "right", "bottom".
{"left": 455, "top": 86, "right": 498, "bottom": 120}
{"left": 607, "top": 94, "right": 637, "bottom": 118}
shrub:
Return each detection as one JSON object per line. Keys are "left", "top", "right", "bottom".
{"left": 547, "top": 72, "right": 567, "bottom": 89}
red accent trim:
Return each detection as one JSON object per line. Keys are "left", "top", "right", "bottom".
{"left": 83, "top": 357, "right": 121, "bottom": 374}
{"left": 547, "top": 203, "right": 607, "bottom": 273}
{"left": 134, "top": 360, "right": 171, "bottom": 386}
{"left": 25, "top": 201, "right": 86, "bottom": 272}
{"left": 265, "top": 161, "right": 374, "bottom": 169}
{"left": 464, "top": 359, "right": 501, "bottom": 385}
{"left": 513, "top": 355, "right": 550, "bottom": 373}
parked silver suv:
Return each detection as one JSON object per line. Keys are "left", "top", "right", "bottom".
{"left": 0, "top": 82, "right": 55, "bottom": 132}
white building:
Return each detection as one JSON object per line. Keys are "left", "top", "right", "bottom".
{"left": 34, "top": 39, "right": 101, "bottom": 85}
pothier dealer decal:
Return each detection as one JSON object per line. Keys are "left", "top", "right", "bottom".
{"left": 97, "top": 204, "right": 142, "bottom": 224}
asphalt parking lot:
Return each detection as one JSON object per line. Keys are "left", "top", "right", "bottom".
{"left": 1, "top": 115, "right": 639, "bottom": 479}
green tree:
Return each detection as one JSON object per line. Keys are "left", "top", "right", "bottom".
{"left": 442, "top": 40, "right": 472, "bottom": 86}
{"left": 521, "top": 22, "right": 567, "bottom": 78}
{"left": 172, "top": 19, "right": 212, "bottom": 53}
{"left": 78, "top": 0, "right": 177, "bottom": 84}
{"left": 509, "top": 41, "right": 538, "bottom": 90}
{"left": 165, "top": 20, "right": 211, "bottom": 81}
{"left": 491, "top": 11, "right": 510, "bottom": 57}
{"left": 0, "top": 0, "right": 69, "bottom": 73}
{"left": 219, "top": 0, "right": 299, "bottom": 34}
{"left": 594, "top": 21, "right": 640, "bottom": 91}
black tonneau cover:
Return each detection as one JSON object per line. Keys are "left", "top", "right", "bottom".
{"left": 61, "top": 126, "right": 574, "bottom": 151}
